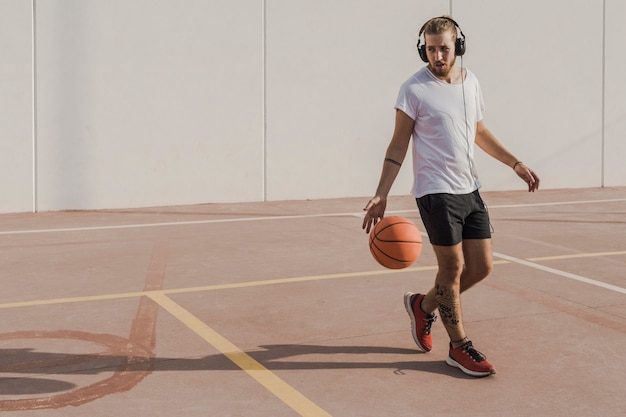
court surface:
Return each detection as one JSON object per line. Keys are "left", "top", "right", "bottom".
{"left": 0, "top": 187, "right": 625, "bottom": 417}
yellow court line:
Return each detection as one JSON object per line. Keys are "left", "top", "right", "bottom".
{"left": 0, "top": 252, "right": 621, "bottom": 310}
{"left": 527, "top": 250, "right": 626, "bottom": 262}
{"left": 159, "top": 265, "right": 439, "bottom": 295}
{"left": 148, "top": 292, "right": 332, "bottom": 417}
{"left": 0, "top": 291, "right": 146, "bottom": 309}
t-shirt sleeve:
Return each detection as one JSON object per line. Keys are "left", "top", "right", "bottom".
{"left": 394, "top": 79, "right": 418, "bottom": 120}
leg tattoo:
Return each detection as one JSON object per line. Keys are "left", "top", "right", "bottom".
{"left": 435, "top": 283, "right": 461, "bottom": 327}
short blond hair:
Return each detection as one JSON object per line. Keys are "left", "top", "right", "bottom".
{"left": 421, "top": 16, "right": 458, "bottom": 42}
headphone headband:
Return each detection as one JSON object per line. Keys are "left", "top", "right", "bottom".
{"left": 416, "top": 16, "right": 466, "bottom": 63}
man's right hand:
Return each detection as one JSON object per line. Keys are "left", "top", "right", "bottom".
{"left": 362, "top": 196, "right": 387, "bottom": 233}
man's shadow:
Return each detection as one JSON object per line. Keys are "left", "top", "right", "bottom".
{"left": 0, "top": 343, "right": 470, "bottom": 396}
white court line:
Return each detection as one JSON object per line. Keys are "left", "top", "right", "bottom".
{"left": 0, "top": 213, "right": 356, "bottom": 235}
{"left": 483, "top": 197, "right": 626, "bottom": 209}
{"left": 494, "top": 252, "right": 626, "bottom": 295}
{"left": 0, "top": 197, "right": 625, "bottom": 236}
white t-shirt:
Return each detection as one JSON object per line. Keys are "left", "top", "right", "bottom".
{"left": 395, "top": 66, "right": 485, "bottom": 198}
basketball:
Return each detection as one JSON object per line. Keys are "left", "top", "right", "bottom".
{"left": 369, "top": 216, "right": 422, "bottom": 269}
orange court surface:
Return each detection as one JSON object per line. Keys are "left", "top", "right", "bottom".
{"left": 0, "top": 187, "right": 625, "bottom": 417}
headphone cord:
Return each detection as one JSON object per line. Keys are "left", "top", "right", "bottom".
{"left": 461, "top": 56, "right": 494, "bottom": 233}
{"left": 461, "top": 56, "right": 472, "bottom": 176}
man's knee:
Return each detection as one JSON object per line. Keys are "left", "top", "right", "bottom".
{"left": 463, "top": 239, "right": 493, "bottom": 279}
{"left": 433, "top": 244, "right": 464, "bottom": 286}
{"left": 437, "top": 261, "right": 464, "bottom": 283}
{"left": 469, "top": 259, "right": 493, "bottom": 280}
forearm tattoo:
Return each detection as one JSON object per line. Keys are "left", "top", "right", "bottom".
{"left": 435, "top": 283, "right": 460, "bottom": 327}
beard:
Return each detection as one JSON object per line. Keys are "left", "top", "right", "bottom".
{"left": 428, "top": 57, "right": 456, "bottom": 79}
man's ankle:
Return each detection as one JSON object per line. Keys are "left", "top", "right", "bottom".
{"left": 420, "top": 294, "right": 436, "bottom": 314}
{"left": 450, "top": 336, "right": 469, "bottom": 349}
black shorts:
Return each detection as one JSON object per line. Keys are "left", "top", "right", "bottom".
{"left": 416, "top": 190, "right": 491, "bottom": 246}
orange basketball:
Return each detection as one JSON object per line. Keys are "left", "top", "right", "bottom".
{"left": 369, "top": 216, "right": 422, "bottom": 269}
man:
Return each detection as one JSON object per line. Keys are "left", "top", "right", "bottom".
{"left": 362, "top": 16, "right": 540, "bottom": 377}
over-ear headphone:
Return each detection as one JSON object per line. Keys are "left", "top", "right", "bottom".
{"left": 416, "top": 16, "right": 466, "bottom": 63}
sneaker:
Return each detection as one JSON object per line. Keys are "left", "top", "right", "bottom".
{"left": 403, "top": 292, "right": 436, "bottom": 352}
{"left": 446, "top": 340, "right": 496, "bottom": 377}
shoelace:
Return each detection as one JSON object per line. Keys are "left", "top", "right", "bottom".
{"left": 460, "top": 341, "right": 487, "bottom": 362}
{"left": 422, "top": 314, "right": 436, "bottom": 334}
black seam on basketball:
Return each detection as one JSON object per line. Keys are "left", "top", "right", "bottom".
{"left": 370, "top": 217, "right": 421, "bottom": 268}
{"left": 378, "top": 253, "right": 413, "bottom": 263}
{"left": 370, "top": 241, "right": 415, "bottom": 263}
{"left": 375, "top": 221, "right": 414, "bottom": 234}
{"left": 374, "top": 222, "right": 421, "bottom": 242}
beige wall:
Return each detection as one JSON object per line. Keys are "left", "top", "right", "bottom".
{"left": 0, "top": 0, "right": 623, "bottom": 213}
{"left": 604, "top": 0, "right": 626, "bottom": 186}
{"left": 0, "top": 0, "right": 33, "bottom": 213}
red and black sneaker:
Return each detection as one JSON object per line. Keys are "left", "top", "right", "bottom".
{"left": 403, "top": 292, "right": 436, "bottom": 352}
{"left": 446, "top": 340, "right": 496, "bottom": 377}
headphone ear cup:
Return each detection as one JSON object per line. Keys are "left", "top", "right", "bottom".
{"left": 455, "top": 37, "right": 466, "bottom": 56}
{"left": 417, "top": 43, "right": 428, "bottom": 62}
